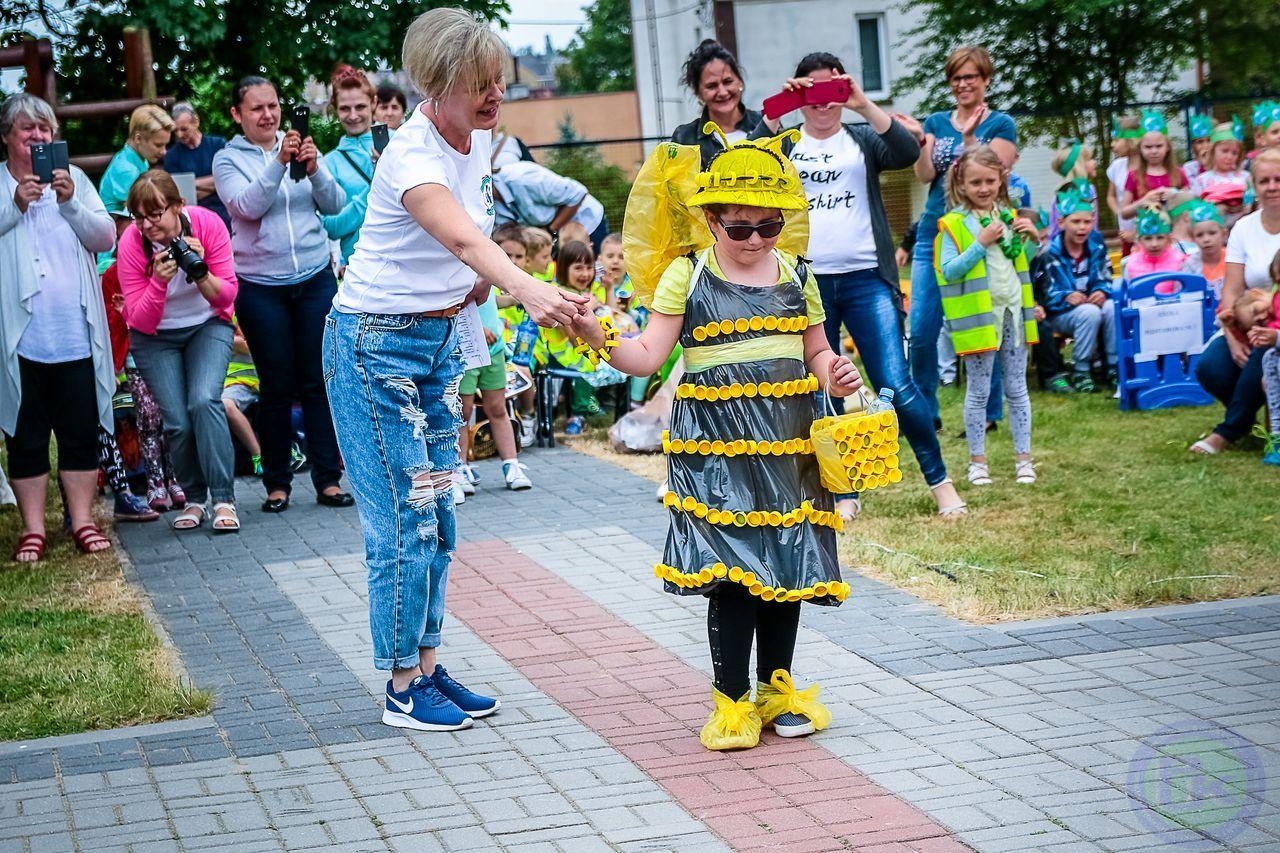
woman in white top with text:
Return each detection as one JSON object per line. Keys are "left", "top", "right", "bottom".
{"left": 323, "top": 8, "right": 587, "bottom": 733}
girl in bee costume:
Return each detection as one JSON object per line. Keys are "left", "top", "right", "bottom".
{"left": 569, "top": 126, "right": 862, "bottom": 750}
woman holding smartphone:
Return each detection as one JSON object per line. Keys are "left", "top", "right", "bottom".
{"left": 213, "top": 75, "right": 350, "bottom": 514}
{"left": 763, "top": 55, "right": 963, "bottom": 519}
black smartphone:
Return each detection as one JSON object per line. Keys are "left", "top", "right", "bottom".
{"left": 50, "top": 140, "right": 69, "bottom": 173}
{"left": 290, "top": 105, "right": 310, "bottom": 181}
{"left": 371, "top": 123, "right": 390, "bottom": 155}
{"left": 30, "top": 143, "right": 53, "bottom": 183}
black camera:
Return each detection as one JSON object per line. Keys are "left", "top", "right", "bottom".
{"left": 168, "top": 237, "right": 209, "bottom": 281}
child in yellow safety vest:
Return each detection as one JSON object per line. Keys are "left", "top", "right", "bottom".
{"left": 222, "top": 325, "right": 262, "bottom": 475}
{"left": 934, "top": 145, "right": 1039, "bottom": 487}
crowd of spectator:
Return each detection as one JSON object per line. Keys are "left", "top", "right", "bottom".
{"left": 2, "top": 33, "right": 1279, "bottom": 564}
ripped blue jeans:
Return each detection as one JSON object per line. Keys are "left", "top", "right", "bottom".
{"left": 324, "top": 309, "right": 464, "bottom": 670}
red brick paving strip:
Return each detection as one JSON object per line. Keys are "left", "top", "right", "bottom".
{"left": 449, "top": 541, "right": 969, "bottom": 852}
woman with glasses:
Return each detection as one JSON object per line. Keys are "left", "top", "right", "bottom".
{"left": 762, "top": 53, "right": 963, "bottom": 518}
{"left": 117, "top": 170, "right": 241, "bottom": 531}
{"left": 907, "top": 45, "right": 1019, "bottom": 431}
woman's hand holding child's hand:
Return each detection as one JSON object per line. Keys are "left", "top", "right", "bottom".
{"left": 827, "top": 356, "right": 863, "bottom": 397}
{"left": 568, "top": 311, "right": 605, "bottom": 349}
{"left": 977, "top": 219, "right": 1005, "bottom": 247}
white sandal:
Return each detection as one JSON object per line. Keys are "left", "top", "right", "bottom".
{"left": 967, "top": 462, "right": 993, "bottom": 486}
{"left": 171, "top": 504, "right": 205, "bottom": 530}
{"left": 929, "top": 478, "right": 967, "bottom": 518}
{"left": 211, "top": 502, "right": 240, "bottom": 533}
{"left": 1015, "top": 459, "right": 1037, "bottom": 485}
{"left": 1189, "top": 438, "right": 1219, "bottom": 455}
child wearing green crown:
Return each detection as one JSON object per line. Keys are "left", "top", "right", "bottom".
{"left": 569, "top": 127, "right": 862, "bottom": 751}
{"left": 1120, "top": 110, "right": 1188, "bottom": 221}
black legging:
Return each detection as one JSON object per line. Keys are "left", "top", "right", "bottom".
{"left": 707, "top": 583, "right": 801, "bottom": 700}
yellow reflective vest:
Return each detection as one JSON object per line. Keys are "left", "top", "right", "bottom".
{"left": 933, "top": 211, "right": 1039, "bottom": 356}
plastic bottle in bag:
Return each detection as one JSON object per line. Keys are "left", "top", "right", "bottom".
{"left": 511, "top": 316, "right": 538, "bottom": 367}
{"left": 866, "top": 387, "right": 895, "bottom": 414}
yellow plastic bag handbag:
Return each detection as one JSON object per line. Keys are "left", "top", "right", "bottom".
{"left": 811, "top": 387, "right": 902, "bottom": 494}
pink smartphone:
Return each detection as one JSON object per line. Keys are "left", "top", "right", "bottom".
{"left": 763, "top": 88, "right": 804, "bottom": 120}
{"left": 804, "top": 78, "right": 851, "bottom": 106}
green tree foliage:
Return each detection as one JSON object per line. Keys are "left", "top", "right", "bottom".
{"left": 1201, "top": 5, "right": 1280, "bottom": 95}
{"left": 894, "top": 0, "right": 1201, "bottom": 167}
{"left": 541, "top": 114, "right": 631, "bottom": 228}
{"left": 555, "top": 0, "right": 634, "bottom": 95}
{"left": 1, "top": 0, "right": 508, "bottom": 151}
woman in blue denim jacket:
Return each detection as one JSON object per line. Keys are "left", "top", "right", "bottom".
{"left": 323, "top": 9, "right": 588, "bottom": 734}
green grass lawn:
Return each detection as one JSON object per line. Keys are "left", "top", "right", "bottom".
{"left": 0, "top": 494, "right": 211, "bottom": 742}
{"left": 572, "top": 385, "right": 1279, "bottom": 623}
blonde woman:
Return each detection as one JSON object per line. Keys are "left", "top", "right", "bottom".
{"left": 99, "top": 104, "right": 174, "bottom": 217}
{"left": 324, "top": 8, "right": 587, "bottom": 732}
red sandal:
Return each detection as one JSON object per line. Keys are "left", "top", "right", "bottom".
{"left": 71, "top": 524, "right": 112, "bottom": 555}
{"left": 12, "top": 532, "right": 45, "bottom": 562}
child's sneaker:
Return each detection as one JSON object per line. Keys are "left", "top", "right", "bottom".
{"left": 147, "top": 487, "right": 172, "bottom": 513}
{"left": 114, "top": 491, "right": 160, "bottom": 522}
{"left": 1259, "top": 427, "right": 1280, "bottom": 466}
{"left": 700, "top": 687, "right": 761, "bottom": 751}
{"left": 520, "top": 414, "right": 537, "bottom": 446}
{"left": 430, "top": 664, "right": 500, "bottom": 718}
{"left": 1072, "top": 372, "right": 1096, "bottom": 393}
{"left": 564, "top": 416, "right": 585, "bottom": 436}
{"left": 1046, "top": 374, "right": 1074, "bottom": 394}
{"left": 503, "top": 461, "right": 532, "bottom": 491}
{"left": 755, "top": 670, "right": 831, "bottom": 739}
{"left": 1015, "top": 459, "right": 1037, "bottom": 484}
{"left": 168, "top": 481, "right": 187, "bottom": 510}
{"left": 251, "top": 454, "right": 263, "bottom": 476}
{"left": 452, "top": 479, "right": 467, "bottom": 506}
{"left": 290, "top": 442, "right": 308, "bottom": 472}
{"left": 382, "top": 675, "right": 473, "bottom": 731}
{"left": 461, "top": 464, "right": 480, "bottom": 487}
{"left": 455, "top": 468, "right": 475, "bottom": 496}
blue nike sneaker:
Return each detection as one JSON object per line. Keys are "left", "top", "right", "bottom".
{"left": 382, "top": 675, "right": 472, "bottom": 732}
{"left": 431, "top": 665, "right": 500, "bottom": 719}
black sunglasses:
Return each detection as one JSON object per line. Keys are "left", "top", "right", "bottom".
{"left": 716, "top": 216, "right": 784, "bottom": 242}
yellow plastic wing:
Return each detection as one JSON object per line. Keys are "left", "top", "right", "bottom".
{"left": 623, "top": 141, "right": 711, "bottom": 308}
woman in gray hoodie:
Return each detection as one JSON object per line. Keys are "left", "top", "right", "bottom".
{"left": 213, "top": 76, "right": 351, "bottom": 514}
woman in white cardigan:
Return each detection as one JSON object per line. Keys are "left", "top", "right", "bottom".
{"left": 0, "top": 94, "right": 117, "bottom": 561}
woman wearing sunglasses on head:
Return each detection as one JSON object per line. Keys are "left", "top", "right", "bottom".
{"left": 762, "top": 53, "right": 963, "bottom": 519}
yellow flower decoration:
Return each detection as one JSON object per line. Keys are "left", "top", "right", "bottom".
{"left": 655, "top": 562, "right": 851, "bottom": 603}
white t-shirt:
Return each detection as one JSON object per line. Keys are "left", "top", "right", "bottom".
{"left": 790, "top": 129, "right": 877, "bottom": 274}
{"left": 16, "top": 184, "right": 91, "bottom": 362}
{"left": 1106, "top": 156, "right": 1133, "bottom": 232}
{"left": 338, "top": 110, "right": 495, "bottom": 314}
{"left": 1225, "top": 210, "right": 1280, "bottom": 290}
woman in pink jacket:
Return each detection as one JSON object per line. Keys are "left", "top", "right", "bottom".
{"left": 118, "top": 169, "right": 241, "bottom": 531}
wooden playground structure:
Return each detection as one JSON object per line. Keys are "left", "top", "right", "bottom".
{"left": 1, "top": 28, "right": 171, "bottom": 173}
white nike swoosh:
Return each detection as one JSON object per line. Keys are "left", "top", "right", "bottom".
{"left": 387, "top": 694, "right": 414, "bottom": 714}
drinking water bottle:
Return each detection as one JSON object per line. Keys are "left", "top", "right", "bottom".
{"left": 866, "top": 387, "right": 896, "bottom": 414}
{"left": 511, "top": 316, "right": 538, "bottom": 367}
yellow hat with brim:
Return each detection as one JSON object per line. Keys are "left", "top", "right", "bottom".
{"left": 687, "top": 124, "right": 807, "bottom": 211}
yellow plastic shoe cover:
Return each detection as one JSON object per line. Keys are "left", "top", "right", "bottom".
{"left": 699, "top": 687, "right": 762, "bottom": 751}
{"left": 754, "top": 669, "right": 832, "bottom": 731}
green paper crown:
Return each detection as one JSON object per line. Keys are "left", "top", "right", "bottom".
{"left": 1253, "top": 101, "right": 1275, "bottom": 129}
{"left": 1055, "top": 187, "right": 1093, "bottom": 219}
{"left": 1112, "top": 115, "right": 1142, "bottom": 140}
{"left": 1135, "top": 206, "right": 1171, "bottom": 236}
{"left": 1209, "top": 119, "right": 1244, "bottom": 145}
{"left": 1188, "top": 113, "right": 1212, "bottom": 140}
{"left": 1140, "top": 109, "right": 1167, "bottom": 135}
{"left": 1188, "top": 200, "right": 1225, "bottom": 227}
